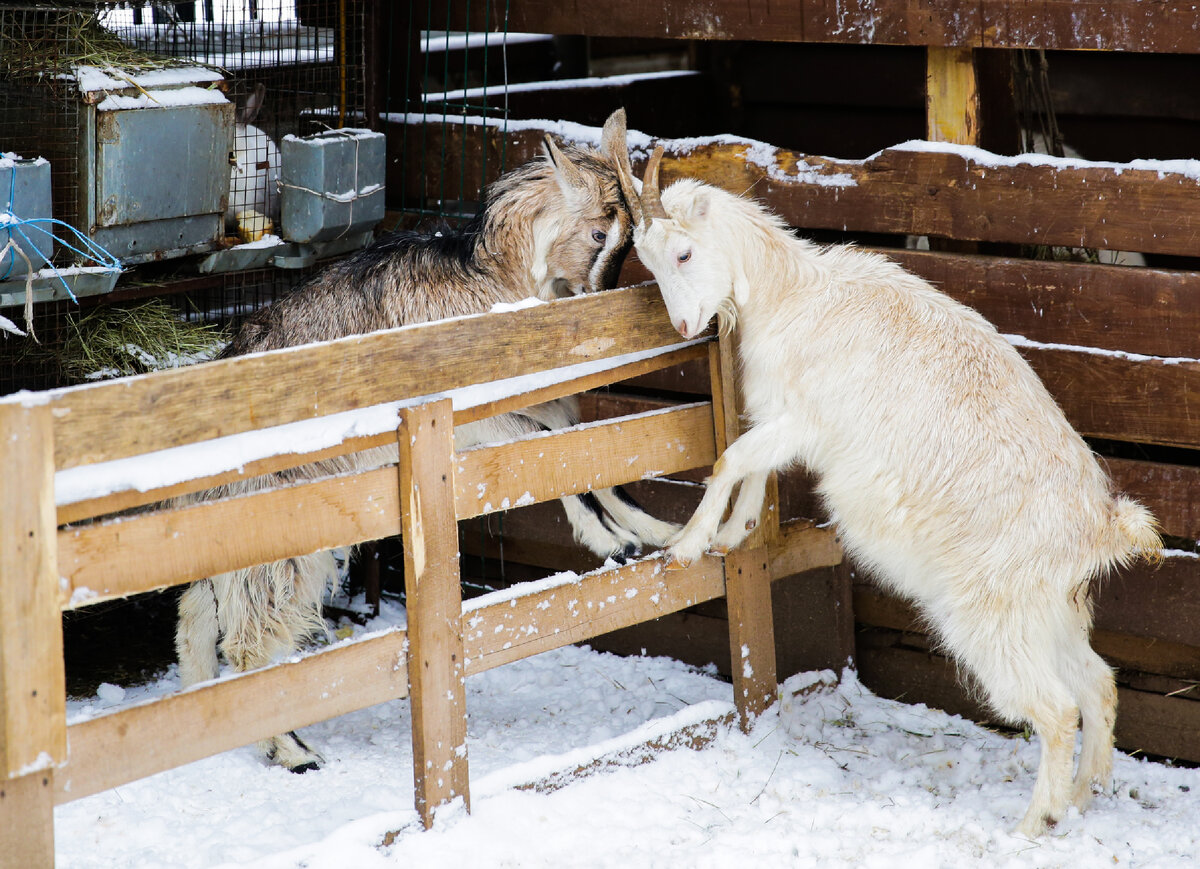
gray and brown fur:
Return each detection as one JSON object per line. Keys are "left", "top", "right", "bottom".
{"left": 175, "top": 110, "right": 678, "bottom": 773}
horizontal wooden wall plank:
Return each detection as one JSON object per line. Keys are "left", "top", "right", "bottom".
{"left": 428, "top": 0, "right": 1200, "bottom": 53}
{"left": 396, "top": 120, "right": 1200, "bottom": 258}
{"left": 1105, "top": 458, "right": 1200, "bottom": 543}
{"left": 1022, "top": 348, "right": 1200, "bottom": 449}
{"left": 856, "top": 631, "right": 1200, "bottom": 762}
{"left": 454, "top": 403, "right": 716, "bottom": 520}
{"left": 885, "top": 250, "right": 1200, "bottom": 361}
{"left": 854, "top": 554, "right": 1200, "bottom": 679}
{"left": 33, "top": 285, "right": 683, "bottom": 471}
{"left": 56, "top": 629, "right": 408, "bottom": 805}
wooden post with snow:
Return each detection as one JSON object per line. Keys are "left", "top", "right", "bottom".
{"left": 0, "top": 401, "right": 66, "bottom": 866}
{"left": 710, "top": 339, "right": 780, "bottom": 730}
{"left": 398, "top": 399, "right": 471, "bottom": 827}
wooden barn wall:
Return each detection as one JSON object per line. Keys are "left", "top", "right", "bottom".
{"left": 387, "top": 3, "right": 1200, "bottom": 761}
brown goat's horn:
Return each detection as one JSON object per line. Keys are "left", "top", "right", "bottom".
{"left": 640, "top": 146, "right": 669, "bottom": 222}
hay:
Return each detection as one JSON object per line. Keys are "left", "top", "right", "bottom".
{"left": 0, "top": 7, "right": 197, "bottom": 81}
{"left": 59, "top": 299, "right": 228, "bottom": 382}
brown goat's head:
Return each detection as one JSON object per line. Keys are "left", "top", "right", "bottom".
{"left": 486, "top": 110, "right": 634, "bottom": 299}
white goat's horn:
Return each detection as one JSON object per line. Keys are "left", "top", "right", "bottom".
{"left": 640, "top": 146, "right": 669, "bottom": 222}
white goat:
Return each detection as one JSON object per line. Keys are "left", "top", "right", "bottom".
{"left": 615, "top": 147, "right": 1161, "bottom": 837}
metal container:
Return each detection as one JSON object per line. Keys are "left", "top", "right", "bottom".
{"left": 280, "top": 128, "right": 385, "bottom": 244}
{"left": 75, "top": 65, "right": 234, "bottom": 265}
{"left": 0, "top": 156, "right": 52, "bottom": 277}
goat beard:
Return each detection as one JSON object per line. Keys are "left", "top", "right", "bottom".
{"left": 716, "top": 297, "right": 739, "bottom": 338}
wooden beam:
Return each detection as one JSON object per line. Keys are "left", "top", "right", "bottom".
{"left": 55, "top": 342, "right": 710, "bottom": 527}
{"left": 709, "top": 339, "right": 780, "bottom": 730}
{"left": 926, "top": 47, "right": 979, "bottom": 145}
{"left": 463, "top": 555, "right": 728, "bottom": 675}
{"left": 40, "top": 285, "right": 683, "bottom": 471}
{"left": 454, "top": 402, "right": 717, "bottom": 520}
{"left": 56, "top": 629, "right": 409, "bottom": 805}
{"left": 58, "top": 405, "right": 717, "bottom": 606}
{"left": 882, "top": 249, "right": 1200, "bottom": 362}
{"left": 398, "top": 400, "right": 470, "bottom": 826}
{"left": 396, "top": 120, "right": 1200, "bottom": 259}
{"left": 0, "top": 402, "right": 63, "bottom": 867}
{"left": 428, "top": 0, "right": 1200, "bottom": 54}
{"left": 0, "top": 772, "right": 54, "bottom": 867}
{"left": 58, "top": 466, "right": 403, "bottom": 607}
{"left": 0, "top": 403, "right": 66, "bottom": 779}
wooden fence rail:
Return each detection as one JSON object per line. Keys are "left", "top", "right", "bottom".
{"left": 0, "top": 284, "right": 842, "bottom": 865}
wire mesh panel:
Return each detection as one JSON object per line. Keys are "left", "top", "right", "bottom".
{"left": 0, "top": 1, "right": 369, "bottom": 395}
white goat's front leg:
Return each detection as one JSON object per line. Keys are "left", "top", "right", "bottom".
{"left": 666, "top": 423, "right": 790, "bottom": 569}
{"left": 711, "top": 471, "right": 770, "bottom": 555}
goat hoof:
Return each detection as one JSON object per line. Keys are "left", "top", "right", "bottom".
{"left": 288, "top": 761, "right": 321, "bottom": 775}
{"left": 708, "top": 544, "right": 729, "bottom": 556}
{"left": 664, "top": 555, "right": 691, "bottom": 570}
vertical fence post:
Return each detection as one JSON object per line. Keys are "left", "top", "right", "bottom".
{"left": 926, "top": 46, "right": 980, "bottom": 146}
{"left": 0, "top": 401, "right": 66, "bottom": 866}
{"left": 398, "top": 399, "right": 470, "bottom": 827}
{"left": 709, "top": 339, "right": 779, "bottom": 731}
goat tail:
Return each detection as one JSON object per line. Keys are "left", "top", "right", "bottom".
{"left": 1111, "top": 496, "right": 1163, "bottom": 567}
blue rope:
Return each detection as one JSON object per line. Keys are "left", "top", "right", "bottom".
{"left": 2, "top": 165, "right": 121, "bottom": 304}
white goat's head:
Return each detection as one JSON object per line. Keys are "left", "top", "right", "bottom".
{"left": 614, "top": 146, "right": 743, "bottom": 339}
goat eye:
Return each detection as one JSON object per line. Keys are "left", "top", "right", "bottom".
{"left": 592, "top": 229, "right": 607, "bottom": 243}
{"left": 678, "top": 250, "right": 692, "bottom": 263}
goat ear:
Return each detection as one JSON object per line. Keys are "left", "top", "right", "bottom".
{"left": 542, "top": 134, "right": 588, "bottom": 197}
{"left": 681, "top": 189, "right": 711, "bottom": 222}
{"left": 599, "top": 108, "right": 627, "bottom": 163}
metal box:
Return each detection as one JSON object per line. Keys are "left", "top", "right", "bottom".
{"left": 280, "top": 129, "right": 385, "bottom": 244}
{"left": 76, "top": 66, "right": 234, "bottom": 265}
{"left": 0, "top": 156, "right": 52, "bottom": 277}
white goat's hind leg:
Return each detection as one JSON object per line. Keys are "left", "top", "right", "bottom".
{"left": 1018, "top": 703, "right": 1079, "bottom": 837}
{"left": 668, "top": 423, "right": 791, "bottom": 567}
{"left": 177, "top": 580, "right": 221, "bottom": 687}
{"left": 712, "top": 471, "right": 769, "bottom": 554}
{"left": 1068, "top": 646, "right": 1117, "bottom": 811}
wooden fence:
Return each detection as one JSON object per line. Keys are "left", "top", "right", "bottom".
{"left": 0, "top": 284, "right": 843, "bottom": 866}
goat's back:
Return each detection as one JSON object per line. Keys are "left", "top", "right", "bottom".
{"left": 739, "top": 242, "right": 1136, "bottom": 603}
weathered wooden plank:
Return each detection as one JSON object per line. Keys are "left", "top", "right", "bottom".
{"left": 56, "top": 343, "right": 710, "bottom": 527}
{"left": 884, "top": 249, "right": 1200, "bottom": 361}
{"left": 1104, "top": 458, "right": 1200, "bottom": 543}
{"left": 854, "top": 557, "right": 1200, "bottom": 680}
{"left": 454, "top": 403, "right": 716, "bottom": 520}
{"left": 1022, "top": 348, "right": 1200, "bottom": 450}
{"left": 58, "top": 407, "right": 716, "bottom": 605}
{"left": 462, "top": 556, "right": 727, "bottom": 675}
{"left": 0, "top": 772, "right": 54, "bottom": 867}
{"left": 396, "top": 120, "right": 1200, "bottom": 259}
{"left": 0, "top": 403, "right": 66, "bottom": 782}
{"left": 926, "top": 47, "right": 978, "bottom": 145}
{"left": 708, "top": 338, "right": 780, "bottom": 728}
{"left": 428, "top": 0, "right": 1200, "bottom": 53}
{"left": 33, "top": 284, "right": 683, "bottom": 471}
{"left": 58, "top": 466, "right": 402, "bottom": 608}
{"left": 56, "top": 629, "right": 409, "bottom": 805}
{"left": 398, "top": 401, "right": 470, "bottom": 825}
{"left": 857, "top": 630, "right": 1200, "bottom": 762}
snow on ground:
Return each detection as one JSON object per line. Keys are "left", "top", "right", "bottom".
{"left": 55, "top": 615, "right": 1200, "bottom": 869}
